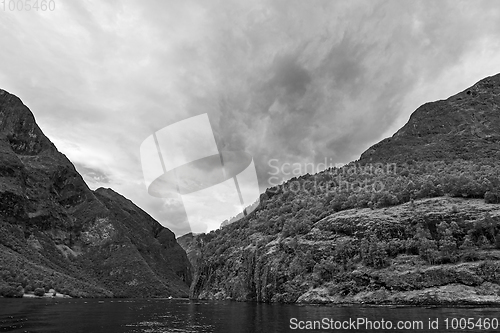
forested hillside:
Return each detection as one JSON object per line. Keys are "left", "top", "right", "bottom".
{"left": 190, "top": 74, "right": 500, "bottom": 304}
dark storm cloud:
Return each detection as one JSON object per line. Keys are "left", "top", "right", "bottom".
{"left": 190, "top": 0, "right": 500, "bottom": 189}
{"left": 270, "top": 55, "right": 311, "bottom": 97}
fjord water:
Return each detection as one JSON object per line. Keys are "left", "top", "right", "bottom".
{"left": 0, "top": 298, "right": 499, "bottom": 333}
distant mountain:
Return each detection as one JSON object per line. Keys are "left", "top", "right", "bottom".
{"left": 177, "top": 232, "right": 202, "bottom": 270}
{"left": 190, "top": 74, "right": 500, "bottom": 305}
{"left": 0, "top": 89, "right": 191, "bottom": 298}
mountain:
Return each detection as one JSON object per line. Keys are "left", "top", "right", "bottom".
{"left": 177, "top": 233, "right": 202, "bottom": 270}
{"left": 359, "top": 73, "right": 500, "bottom": 164}
{"left": 190, "top": 74, "right": 500, "bottom": 305}
{"left": 0, "top": 89, "right": 191, "bottom": 298}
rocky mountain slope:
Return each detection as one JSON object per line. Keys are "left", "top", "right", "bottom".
{"left": 190, "top": 74, "right": 500, "bottom": 305}
{"left": 359, "top": 73, "right": 500, "bottom": 164}
{"left": 0, "top": 89, "right": 191, "bottom": 297}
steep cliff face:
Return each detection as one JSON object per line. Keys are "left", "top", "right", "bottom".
{"left": 0, "top": 89, "right": 191, "bottom": 297}
{"left": 190, "top": 74, "right": 500, "bottom": 304}
{"left": 91, "top": 188, "right": 192, "bottom": 296}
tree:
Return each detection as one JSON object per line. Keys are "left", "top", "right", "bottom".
{"left": 439, "top": 230, "right": 457, "bottom": 261}
{"left": 460, "top": 234, "right": 476, "bottom": 251}
{"left": 418, "top": 237, "right": 439, "bottom": 264}
{"left": 313, "top": 259, "right": 339, "bottom": 283}
{"left": 485, "top": 191, "right": 500, "bottom": 204}
{"left": 482, "top": 212, "right": 496, "bottom": 239}
{"left": 34, "top": 288, "right": 45, "bottom": 297}
{"left": 0, "top": 285, "right": 23, "bottom": 298}
{"left": 334, "top": 238, "right": 357, "bottom": 270}
{"left": 449, "top": 222, "right": 461, "bottom": 237}
{"left": 460, "top": 234, "right": 479, "bottom": 261}
{"left": 478, "top": 235, "right": 490, "bottom": 249}
{"left": 437, "top": 221, "right": 450, "bottom": 237}
{"left": 495, "top": 234, "right": 500, "bottom": 249}
{"left": 375, "top": 191, "right": 399, "bottom": 208}
{"left": 361, "top": 236, "right": 389, "bottom": 268}
{"left": 371, "top": 241, "right": 390, "bottom": 268}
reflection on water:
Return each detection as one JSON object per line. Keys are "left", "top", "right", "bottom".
{"left": 0, "top": 298, "right": 499, "bottom": 333}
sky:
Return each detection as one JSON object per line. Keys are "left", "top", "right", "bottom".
{"left": 2, "top": 0, "right": 500, "bottom": 236}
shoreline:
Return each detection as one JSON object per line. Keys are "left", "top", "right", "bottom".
{"left": 22, "top": 292, "right": 72, "bottom": 299}
{"left": 3, "top": 296, "right": 500, "bottom": 308}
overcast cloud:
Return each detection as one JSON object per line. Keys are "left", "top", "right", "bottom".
{"left": 2, "top": 0, "right": 500, "bottom": 235}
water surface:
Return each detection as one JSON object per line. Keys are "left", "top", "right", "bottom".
{"left": 1, "top": 298, "right": 499, "bottom": 332}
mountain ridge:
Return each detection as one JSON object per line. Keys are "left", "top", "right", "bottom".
{"left": 359, "top": 73, "right": 500, "bottom": 164}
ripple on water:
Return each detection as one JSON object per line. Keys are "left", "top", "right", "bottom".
{"left": 125, "top": 320, "right": 211, "bottom": 333}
